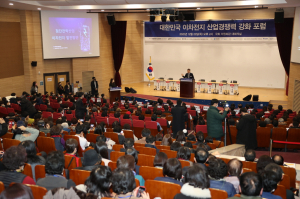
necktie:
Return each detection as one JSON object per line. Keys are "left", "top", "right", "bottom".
{"left": 188, "top": 73, "right": 190, "bottom": 78}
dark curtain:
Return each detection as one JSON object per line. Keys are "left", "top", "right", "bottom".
{"left": 111, "top": 21, "right": 127, "bottom": 87}
{"left": 275, "top": 18, "right": 294, "bottom": 95}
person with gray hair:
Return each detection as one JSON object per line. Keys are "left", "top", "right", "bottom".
{"left": 264, "top": 118, "right": 271, "bottom": 124}
{"left": 225, "top": 159, "right": 243, "bottom": 193}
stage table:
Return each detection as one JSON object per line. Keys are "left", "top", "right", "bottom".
{"left": 153, "top": 79, "right": 239, "bottom": 95}
{"left": 109, "top": 87, "right": 121, "bottom": 104}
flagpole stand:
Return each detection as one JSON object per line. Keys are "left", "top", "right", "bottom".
{"left": 147, "top": 80, "right": 151, "bottom": 87}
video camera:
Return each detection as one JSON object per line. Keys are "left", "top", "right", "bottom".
{"left": 219, "top": 100, "right": 229, "bottom": 108}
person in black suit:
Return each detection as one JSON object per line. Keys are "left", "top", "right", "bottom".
{"left": 181, "top": 68, "right": 194, "bottom": 79}
{"left": 64, "top": 80, "right": 72, "bottom": 95}
{"left": 91, "top": 77, "right": 98, "bottom": 97}
{"left": 171, "top": 99, "right": 187, "bottom": 138}
{"left": 109, "top": 78, "right": 116, "bottom": 87}
{"left": 75, "top": 92, "right": 87, "bottom": 119}
{"left": 57, "top": 82, "right": 64, "bottom": 95}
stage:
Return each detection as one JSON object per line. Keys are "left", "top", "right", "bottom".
{"left": 121, "top": 82, "right": 288, "bottom": 108}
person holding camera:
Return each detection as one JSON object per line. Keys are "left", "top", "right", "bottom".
{"left": 207, "top": 99, "right": 229, "bottom": 141}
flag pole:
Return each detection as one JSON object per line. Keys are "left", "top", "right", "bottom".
{"left": 148, "top": 56, "right": 151, "bottom": 86}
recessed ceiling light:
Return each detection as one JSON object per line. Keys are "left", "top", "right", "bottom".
{"left": 197, "top": 8, "right": 200, "bottom": 9}
{"left": 101, "top": 9, "right": 104, "bottom": 11}
{"left": 37, "top": 8, "right": 41, "bottom": 10}
{"left": 254, "top": 6, "right": 259, "bottom": 8}
{"left": 9, "top": 3, "right": 13, "bottom": 5}
{"left": 146, "top": 9, "right": 150, "bottom": 11}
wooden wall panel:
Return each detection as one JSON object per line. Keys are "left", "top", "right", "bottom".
{"left": 0, "top": 7, "right": 20, "bottom": 22}
{"left": 288, "top": 62, "right": 300, "bottom": 109}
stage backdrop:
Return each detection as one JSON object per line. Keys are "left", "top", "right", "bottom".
{"left": 143, "top": 19, "right": 285, "bottom": 88}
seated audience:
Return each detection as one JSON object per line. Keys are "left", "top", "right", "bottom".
{"left": 19, "top": 140, "right": 46, "bottom": 182}
{"left": 198, "top": 116, "right": 206, "bottom": 125}
{"left": 0, "top": 146, "right": 35, "bottom": 187}
{"left": 75, "top": 125, "right": 90, "bottom": 150}
{"left": 154, "top": 158, "right": 183, "bottom": 187}
{"left": 125, "top": 147, "right": 140, "bottom": 174}
{"left": 265, "top": 163, "right": 295, "bottom": 199}
{"left": 259, "top": 121, "right": 267, "bottom": 127}
{"left": 174, "top": 164, "right": 211, "bottom": 199}
{"left": 64, "top": 138, "right": 81, "bottom": 167}
{"left": 112, "top": 168, "right": 150, "bottom": 199}
{"left": 135, "top": 128, "right": 151, "bottom": 144}
{"left": 37, "top": 151, "right": 76, "bottom": 190}
{"left": 153, "top": 152, "right": 168, "bottom": 169}
{"left": 272, "top": 154, "right": 284, "bottom": 166}
{"left": 161, "top": 134, "right": 173, "bottom": 146}
{"left": 256, "top": 155, "right": 272, "bottom": 174}
{"left": 194, "top": 131, "right": 212, "bottom": 150}
{"left": 228, "top": 172, "right": 263, "bottom": 199}
{"left": 207, "top": 158, "right": 236, "bottom": 197}
{"left": 260, "top": 171, "right": 282, "bottom": 199}
{"left": 50, "top": 126, "right": 65, "bottom": 151}
{"left": 75, "top": 149, "right": 102, "bottom": 171}
{"left": 244, "top": 149, "right": 256, "bottom": 162}
{"left": 225, "top": 158, "right": 243, "bottom": 193}
{"left": 117, "top": 155, "right": 145, "bottom": 186}
{"left": 145, "top": 135, "right": 159, "bottom": 153}
{"left": 76, "top": 166, "right": 112, "bottom": 198}
{"left": 176, "top": 131, "right": 186, "bottom": 144}
{"left": 0, "top": 183, "right": 34, "bottom": 199}
{"left": 170, "top": 141, "right": 182, "bottom": 152}
{"left": 113, "top": 124, "right": 125, "bottom": 144}
{"left": 194, "top": 148, "right": 208, "bottom": 168}
{"left": 121, "top": 138, "right": 134, "bottom": 152}
{"left": 94, "top": 141, "right": 112, "bottom": 166}
{"left": 13, "top": 121, "right": 39, "bottom": 142}
{"left": 156, "top": 133, "right": 163, "bottom": 141}
{"left": 151, "top": 114, "right": 162, "bottom": 132}
{"left": 177, "top": 147, "right": 192, "bottom": 166}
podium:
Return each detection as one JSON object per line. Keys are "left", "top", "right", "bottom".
{"left": 109, "top": 87, "right": 121, "bottom": 104}
{"left": 180, "top": 79, "right": 195, "bottom": 98}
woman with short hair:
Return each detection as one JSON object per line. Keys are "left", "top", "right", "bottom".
{"left": 112, "top": 168, "right": 150, "bottom": 199}
{"left": 154, "top": 158, "right": 183, "bottom": 186}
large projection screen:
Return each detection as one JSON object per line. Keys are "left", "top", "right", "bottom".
{"left": 291, "top": 7, "right": 300, "bottom": 63}
{"left": 41, "top": 11, "right": 100, "bottom": 59}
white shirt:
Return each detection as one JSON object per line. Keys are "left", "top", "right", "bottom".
{"left": 75, "top": 135, "right": 90, "bottom": 150}
{"left": 94, "top": 81, "right": 97, "bottom": 89}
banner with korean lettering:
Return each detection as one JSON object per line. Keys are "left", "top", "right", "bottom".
{"left": 145, "top": 19, "right": 276, "bottom": 42}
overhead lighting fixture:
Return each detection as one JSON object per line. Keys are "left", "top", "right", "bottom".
{"left": 197, "top": 8, "right": 200, "bottom": 9}
{"left": 254, "top": 6, "right": 259, "bottom": 8}
{"left": 37, "top": 8, "right": 41, "bottom": 10}
{"left": 9, "top": 3, "right": 13, "bottom": 5}
{"left": 101, "top": 9, "right": 104, "bottom": 11}
{"left": 146, "top": 9, "right": 150, "bottom": 11}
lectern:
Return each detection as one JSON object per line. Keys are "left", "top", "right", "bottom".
{"left": 180, "top": 79, "right": 195, "bottom": 98}
{"left": 109, "top": 87, "right": 122, "bottom": 104}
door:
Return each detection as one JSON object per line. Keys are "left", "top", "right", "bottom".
{"left": 57, "top": 74, "right": 67, "bottom": 88}
{"left": 44, "top": 75, "right": 55, "bottom": 94}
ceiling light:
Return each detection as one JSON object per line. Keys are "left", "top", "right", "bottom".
{"left": 146, "top": 9, "right": 150, "bottom": 11}
{"left": 9, "top": 3, "right": 13, "bottom": 5}
{"left": 101, "top": 10, "right": 104, "bottom": 11}
{"left": 254, "top": 6, "right": 259, "bottom": 8}
{"left": 197, "top": 8, "right": 200, "bottom": 9}
{"left": 37, "top": 8, "right": 41, "bottom": 10}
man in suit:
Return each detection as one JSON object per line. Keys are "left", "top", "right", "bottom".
{"left": 181, "top": 68, "right": 194, "bottom": 79}
{"left": 75, "top": 92, "right": 86, "bottom": 119}
{"left": 90, "top": 77, "right": 98, "bottom": 97}
{"left": 64, "top": 80, "right": 72, "bottom": 95}
{"left": 171, "top": 99, "right": 187, "bottom": 138}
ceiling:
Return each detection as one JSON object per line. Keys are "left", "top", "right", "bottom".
{"left": 0, "top": 0, "right": 300, "bottom": 12}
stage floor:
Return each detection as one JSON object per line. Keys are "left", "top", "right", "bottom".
{"left": 121, "top": 82, "right": 288, "bottom": 102}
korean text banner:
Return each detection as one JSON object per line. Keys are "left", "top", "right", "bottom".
{"left": 145, "top": 19, "right": 276, "bottom": 38}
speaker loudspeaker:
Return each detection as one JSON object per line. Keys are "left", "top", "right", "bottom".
{"left": 243, "top": 94, "right": 252, "bottom": 101}
{"left": 275, "top": 11, "right": 284, "bottom": 23}
{"left": 253, "top": 95, "right": 259, "bottom": 101}
{"left": 107, "top": 14, "right": 116, "bottom": 25}
{"left": 31, "top": 61, "right": 37, "bottom": 67}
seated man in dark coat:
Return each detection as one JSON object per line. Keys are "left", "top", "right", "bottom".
{"left": 74, "top": 149, "right": 102, "bottom": 171}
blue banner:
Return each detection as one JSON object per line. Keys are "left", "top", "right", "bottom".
{"left": 145, "top": 19, "right": 276, "bottom": 38}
